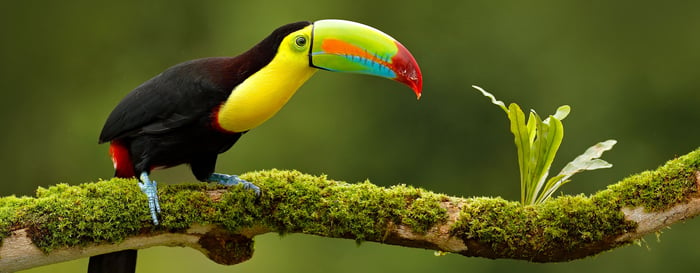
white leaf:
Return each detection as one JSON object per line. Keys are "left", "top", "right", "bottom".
{"left": 553, "top": 105, "right": 571, "bottom": 120}
{"left": 473, "top": 85, "right": 508, "bottom": 112}
{"left": 558, "top": 139, "right": 617, "bottom": 179}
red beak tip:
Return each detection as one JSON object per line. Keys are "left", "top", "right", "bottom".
{"left": 413, "top": 80, "right": 423, "bottom": 100}
{"left": 413, "top": 85, "right": 423, "bottom": 100}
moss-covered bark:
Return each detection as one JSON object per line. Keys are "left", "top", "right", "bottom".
{"left": 0, "top": 148, "right": 698, "bottom": 267}
{"left": 451, "top": 148, "right": 700, "bottom": 261}
{"left": 0, "top": 170, "right": 449, "bottom": 253}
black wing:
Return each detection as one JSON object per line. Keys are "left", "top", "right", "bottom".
{"left": 99, "top": 58, "right": 233, "bottom": 143}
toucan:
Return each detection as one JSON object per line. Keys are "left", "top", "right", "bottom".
{"left": 88, "top": 19, "right": 422, "bottom": 273}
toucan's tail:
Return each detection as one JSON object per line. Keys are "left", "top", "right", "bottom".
{"left": 88, "top": 140, "right": 138, "bottom": 273}
{"left": 88, "top": 250, "right": 137, "bottom": 273}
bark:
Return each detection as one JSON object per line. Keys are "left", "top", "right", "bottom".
{"left": 0, "top": 148, "right": 698, "bottom": 272}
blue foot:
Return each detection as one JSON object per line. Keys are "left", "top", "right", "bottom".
{"left": 138, "top": 172, "right": 161, "bottom": 225}
{"left": 208, "top": 173, "right": 261, "bottom": 196}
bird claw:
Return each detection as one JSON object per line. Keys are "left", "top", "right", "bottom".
{"left": 208, "top": 173, "right": 261, "bottom": 196}
{"left": 136, "top": 172, "right": 258, "bottom": 226}
{"left": 139, "top": 172, "right": 161, "bottom": 225}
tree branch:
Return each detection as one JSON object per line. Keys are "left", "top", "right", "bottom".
{"left": 1, "top": 148, "right": 699, "bottom": 272}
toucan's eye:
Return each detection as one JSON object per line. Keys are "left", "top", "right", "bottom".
{"left": 295, "top": 36, "right": 307, "bottom": 47}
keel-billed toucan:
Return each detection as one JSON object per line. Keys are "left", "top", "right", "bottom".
{"left": 89, "top": 19, "right": 422, "bottom": 273}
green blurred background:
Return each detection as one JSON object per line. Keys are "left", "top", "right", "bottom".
{"left": 2, "top": 0, "right": 699, "bottom": 272}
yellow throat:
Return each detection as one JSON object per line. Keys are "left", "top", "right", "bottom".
{"left": 217, "top": 25, "right": 317, "bottom": 133}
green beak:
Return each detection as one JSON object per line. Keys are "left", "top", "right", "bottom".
{"left": 310, "top": 19, "right": 423, "bottom": 99}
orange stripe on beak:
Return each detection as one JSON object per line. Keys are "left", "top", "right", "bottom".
{"left": 321, "top": 39, "right": 392, "bottom": 69}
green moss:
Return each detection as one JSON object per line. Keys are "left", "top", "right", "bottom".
{"left": 595, "top": 148, "right": 700, "bottom": 211}
{"left": 0, "top": 169, "right": 448, "bottom": 253}
{"left": 2, "top": 147, "right": 697, "bottom": 257}
{"left": 450, "top": 148, "right": 700, "bottom": 260}
{"left": 0, "top": 195, "right": 33, "bottom": 239}
{"left": 26, "top": 179, "right": 148, "bottom": 251}
{"left": 450, "top": 195, "right": 635, "bottom": 259}
{"left": 239, "top": 170, "right": 448, "bottom": 242}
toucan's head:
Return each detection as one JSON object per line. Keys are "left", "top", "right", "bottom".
{"left": 216, "top": 20, "right": 423, "bottom": 133}
{"left": 272, "top": 19, "right": 423, "bottom": 99}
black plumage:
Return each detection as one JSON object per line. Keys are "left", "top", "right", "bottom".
{"left": 89, "top": 21, "right": 310, "bottom": 273}
{"left": 98, "top": 21, "right": 311, "bottom": 180}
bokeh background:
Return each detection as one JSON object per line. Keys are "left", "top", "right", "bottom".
{"left": 2, "top": 0, "right": 699, "bottom": 272}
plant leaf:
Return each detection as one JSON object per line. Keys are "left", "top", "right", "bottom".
{"left": 473, "top": 85, "right": 508, "bottom": 112}
{"left": 506, "top": 103, "right": 530, "bottom": 203}
{"left": 558, "top": 139, "right": 616, "bottom": 179}
{"left": 528, "top": 115, "right": 564, "bottom": 204}
{"left": 536, "top": 174, "right": 568, "bottom": 204}
{"left": 533, "top": 140, "right": 615, "bottom": 204}
{"left": 526, "top": 111, "right": 537, "bottom": 146}
{"left": 473, "top": 86, "right": 616, "bottom": 205}
{"left": 553, "top": 105, "right": 571, "bottom": 121}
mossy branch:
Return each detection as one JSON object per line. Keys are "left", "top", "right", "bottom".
{"left": 1, "top": 148, "right": 700, "bottom": 272}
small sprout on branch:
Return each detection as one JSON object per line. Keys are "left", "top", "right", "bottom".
{"left": 434, "top": 250, "right": 448, "bottom": 256}
{"left": 473, "top": 85, "right": 616, "bottom": 205}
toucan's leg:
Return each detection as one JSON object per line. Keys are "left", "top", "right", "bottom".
{"left": 208, "top": 173, "right": 261, "bottom": 196}
{"left": 138, "top": 172, "right": 161, "bottom": 225}
{"left": 190, "top": 153, "right": 259, "bottom": 195}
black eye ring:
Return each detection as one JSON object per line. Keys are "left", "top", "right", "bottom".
{"left": 295, "top": 36, "right": 307, "bottom": 47}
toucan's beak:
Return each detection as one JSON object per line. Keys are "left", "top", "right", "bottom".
{"left": 310, "top": 19, "right": 423, "bottom": 99}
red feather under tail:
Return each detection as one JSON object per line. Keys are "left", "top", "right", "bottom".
{"left": 109, "top": 140, "right": 136, "bottom": 178}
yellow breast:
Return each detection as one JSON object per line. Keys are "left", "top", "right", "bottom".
{"left": 216, "top": 29, "right": 317, "bottom": 133}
